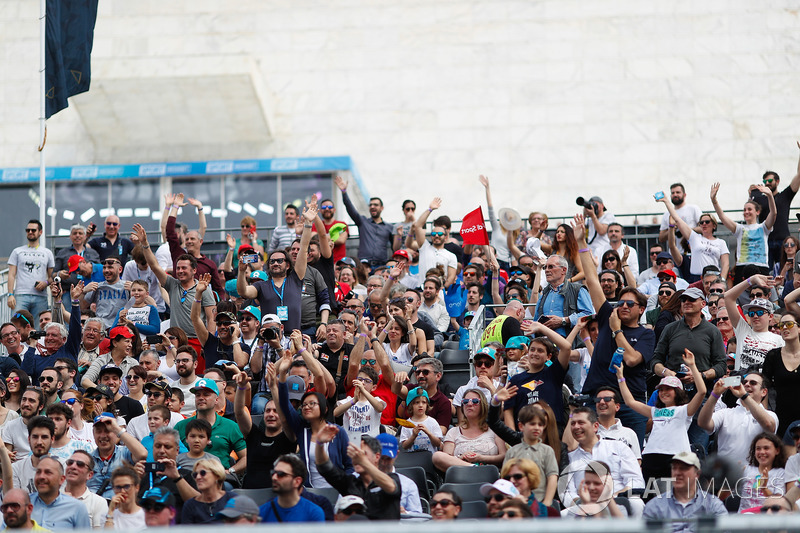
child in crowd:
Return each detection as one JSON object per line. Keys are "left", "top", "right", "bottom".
{"left": 177, "top": 418, "right": 217, "bottom": 470}
{"left": 112, "top": 279, "right": 160, "bottom": 337}
{"left": 142, "top": 406, "right": 187, "bottom": 460}
{"left": 504, "top": 336, "right": 530, "bottom": 379}
{"left": 334, "top": 366, "right": 385, "bottom": 444}
{"left": 399, "top": 387, "right": 443, "bottom": 453}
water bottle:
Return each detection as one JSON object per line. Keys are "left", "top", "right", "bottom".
{"left": 608, "top": 347, "right": 624, "bottom": 373}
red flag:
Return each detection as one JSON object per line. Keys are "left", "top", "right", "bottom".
{"left": 460, "top": 207, "right": 490, "bottom": 245}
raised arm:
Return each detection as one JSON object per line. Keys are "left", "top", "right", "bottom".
{"left": 191, "top": 273, "right": 211, "bottom": 345}
{"left": 187, "top": 198, "right": 207, "bottom": 238}
{"left": 784, "top": 284, "right": 800, "bottom": 317}
{"left": 313, "top": 213, "right": 333, "bottom": 259}
{"left": 656, "top": 194, "right": 694, "bottom": 241}
{"left": 789, "top": 140, "right": 800, "bottom": 193}
{"left": 160, "top": 193, "right": 174, "bottom": 242}
{"left": 572, "top": 214, "right": 606, "bottom": 310}
{"left": 412, "top": 197, "right": 441, "bottom": 248}
{"left": 614, "top": 364, "right": 652, "bottom": 418}
{"left": 222, "top": 233, "right": 236, "bottom": 273}
{"left": 710, "top": 182, "right": 737, "bottom": 232}
{"left": 526, "top": 321, "right": 572, "bottom": 368}
{"left": 724, "top": 274, "right": 773, "bottom": 329}
{"left": 236, "top": 261, "right": 259, "bottom": 300}
{"left": 666, "top": 223, "right": 684, "bottom": 267}
{"left": 334, "top": 174, "right": 362, "bottom": 225}
{"left": 294, "top": 198, "right": 317, "bottom": 280}
{"left": 234, "top": 372, "right": 253, "bottom": 437}
{"left": 683, "top": 350, "right": 707, "bottom": 416}
{"left": 755, "top": 184, "right": 777, "bottom": 230}
{"left": 132, "top": 224, "right": 168, "bottom": 286}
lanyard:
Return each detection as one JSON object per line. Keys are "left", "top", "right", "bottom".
{"left": 271, "top": 278, "right": 286, "bottom": 305}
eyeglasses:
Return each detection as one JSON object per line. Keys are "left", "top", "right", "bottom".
{"left": 113, "top": 483, "right": 134, "bottom": 492}
{"left": 495, "top": 511, "right": 520, "bottom": 518}
{"left": 356, "top": 376, "right": 373, "bottom": 384}
{"left": 301, "top": 402, "right": 319, "bottom": 409}
{"left": 105, "top": 222, "right": 119, "bottom": 227}
{"left": 38, "top": 376, "right": 56, "bottom": 383}
{"left": 463, "top": 398, "right": 481, "bottom": 405}
{"left": 272, "top": 470, "right": 293, "bottom": 478}
{"left": 125, "top": 375, "right": 142, "bottom": 382}
{"left": 616, "top": 300, "right": 637, "bottom": 308}
{"left": 746, "top": 310, "right": 768, "bottom": 318}
{"left": 269, "top": 258, "right": 286, "bottom": 265}
{"left": 486, "top": 494, "right": 509, "bottom": 503}
{"left": 430, "top": 231, "right": 445, "bottom": 237}
{"left": 708, "top": 301, "right": 720, "bottom": 308}
{"left": 658, "top": 290, "right": 674, "bottom": 297}
{"left": 543, "top": 264, "right": 562, "bottom": 270}
{"left": 60, "top": 398, "right": 78, "bottom": 405}
{"left": 415, "top": 369, "right": 432, "bottom": 376}
{"left": 54, "top": 366, "right": 68, "bottom": 372}
{"left": 463, "top": 271, "right": 477, "bottom": 277}
{"left": 142, "top": 502, "right": 167, "bottom": 512}
{"left": 145, "top": 391, "right": 164, "bottom": 398}
{"left": 241, "top": 225, "right": 251, "bottom": 229}
{"left": 503, "top": 473, "right": 525, "bottom": 481}
{"left": 779, "top": 321, "right": 797, "bottom": 329}
{"left": 431, "top": 499, "right": 456, "bottom": 508}
{"left": 87, "top": 395, "right": 104, "bottom": 402}
{"left": 176, "top": 358, "right": 193, "bottom": 364}
{"left": 474, "top": 359, "right": 493, "bottom": 368}
{"left": 1, "top": 502, "right": 21, "bottom": 512}
{"left": 5, "top": 377, "right": 19, "bottom": 383}
{"left": 361, "top": 359, "right": 377, "bottom": 365}
{"left": 191, "top": 470, "right": 210, "bottom": 479}
{"left": 320, "top": 205, "right": 335, "bottom": 210}
{"left": 66, "top": 458, "right": 89, "bottom": 468}
{"left": 0, "top": 331, "right": 19, "bottom": 340}
{"left": 742, "top": 379, "right": 761, "bottom": 387}
{"left": 595, "top": 396, "right": 615, "bottom": 403}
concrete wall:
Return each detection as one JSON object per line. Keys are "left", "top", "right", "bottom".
{"left": 2, "top": 0, "right": 800, "bottom": 222}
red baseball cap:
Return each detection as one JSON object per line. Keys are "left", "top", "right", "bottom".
{"left": 68, "top": 255, "right": 85, "bottom": 273}
{"left": 238, "top": 244, "right": 255, "bottom": 255}
{"left": 393, "top": 250, "right": 410, "bottom": 261}
{"left": 657, "top": 269, "right": 677, "bottom": 279}
{"left": 108, "top": 326, "right": 134, "bottom": 339}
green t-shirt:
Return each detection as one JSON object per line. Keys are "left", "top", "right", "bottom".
{"left": 175, "top": 414, "right": 246, "bottom": 468}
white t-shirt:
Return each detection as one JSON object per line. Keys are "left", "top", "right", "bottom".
{"left": 417, "top": 241, "right": 457, "bottom": 284}
{"left": 785, "top": 454, "right": 800, "bottom": 486}
{"left": 127, "top": 410, "right": 186, "bottom": 440}
{"left": 112, "top": 508, "right": 146, "bottom": 530}
{"left": 1, "top": 417, "right": 31, "bottom": 460}
{"left": 573, "top": 347, "right": 592, "bottom": 393}
{"left": 642, "top": 404, "right": 692, "bottom": 456}
{"left": 64, "top": 488, "right": 109, "bottom": 529}
{"left": 70, "top": 422, "right": 94, "bottom": 443}
{"left": 734, "top": 320, "right": 784, "bottom": 370}
{"left": 399, "top": 416, "right": 443, "bottom": 453}
{"left": 8, "top": 245, "right": 55, "bottom": 295}
{"left": 338, "top": 397, "right": 385, "bottom": 444}
{"left": 597, "top": 419, "right": 642, "bottom": 459}
{"left": 121, "top": 260, "right": 166, "bottom": 312}
{"left": 155, "top": 243, "right": 173, "bottom": 273}
{"left": 739, "top": 465, "right": 785, "bottom": 511}
{"left": 687, "top": 232, "right": 730, "bottom": 276}
{"left": 595, "top": 243, "right": 640, "bottom": 279}
{"left": 661, "top": 204, "right": 703, "bottom": 253}
{"left": 710, "top": 402, "right": 779, "bottom": 467}
{"left": 49, "top": 439, "right": 94, "bottom": 466}
{"left": 734, "top": 222, "right": 771, "bottom": 267}
{"left": 587, "top": 211, "right": 616, "bottom": 255}
{"left": 171, "top": 379, "right": 198, "bottom": 415}
{"left": 453, "top": 376, "right": 502, "bottom": 407}
{"left": 383, "top": 342, "right": 413, "bottom": 365}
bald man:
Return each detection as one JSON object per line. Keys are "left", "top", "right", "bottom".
{"left": 479, "top": 300, "right": 526, "bottom": 348}
{"left": 87, "top": 215, "right": 135, "bottom": 263}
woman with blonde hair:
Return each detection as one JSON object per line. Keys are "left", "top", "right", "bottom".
{"left": 181, "top": 458, "right": 235, "bottom": 524}
{"left": 500, "top": 458, "right": 553, "bottom": 517}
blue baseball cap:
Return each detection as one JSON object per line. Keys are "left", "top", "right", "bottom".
{"left": 190, "top": 378, "right": 220, "bottom": 396}
{"left": 142, "top": 487, "right": 176, "bottom": 507}
{"left": 505, "top": 336, "right": 530, "bottom": 349}
{"left": 241, "top": 305, "right": 261, "bottom": 323}
{"left": 225, "top": 279, "right": 239, "bottom": 298}
{"left": 93, "top": 412, "right": 117, "bottom": 424}
{"left": 376, "top": 433, "right": 398, "bottom": 459}
{"left": 249, "top": 270, "right": 267, "bottom": 282}
{"left": 475, "top": 346, "right": 497, "bottom": 360}
{"left": 406, "top": 386, "right": 430, "bottom": 406}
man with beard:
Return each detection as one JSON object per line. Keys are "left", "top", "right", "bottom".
{"left": 1, "top": 388, "right": 45, "bottom": 461}
{"left": 12, "top": 416, "right": 54, "bottom": 493}
{"left": 127, "top": 381, "right": 184, "bottom": 440}
{"left": 88, "top": 413, "right": 148, "bottom": 499}
{"left": 171, "top": 346, "right": 200, "bottom": 415}
{"left": 30, "top": 457, "right": 91, "bottom": 529}
{"left": 319, "top": 198, "right": 348, "bottom": 263}
{"left": 165, "top": 193, "right": 224, "bottom": 296}
{"left": 192, "top": 278, "right": 249, "bottom": 369}
{"left": 36, "top": 368, "right": 61, "bottom": 407}
{"left": 315, "top": 321, "right": 353, "bottom": 388}
{"left": 286, "top": 239, "right": 331, "bottom": 340}
{"left": 396, "top": 357, "right": 451, "bottom": 432}
{"left": 452, "top": 282, "right": 491, "bottom": 331}
{"left": 63, "top": 451, "right": 109, "bottom": 529}
{"left": 412, "top": 197, "right": 458, "bottom": 288}
{"left": 269, "top": 204, "right": 302, "bottom": 253}
{"left": 259, "top": 454, "right": 325, "bottom": 522}
{"left": 599, "top": 270, "right": 622, "bottom": 304}
{"left": 657, "top": 183, "right": 702, "bottom": 250}
{"left": 87, "top": 214, "right": 135, "bottom": 263}
{"left": 44, "top": 403, "right": 93, "bottom": 464}
{"left": 79, "top": 257, "right": 128, "bottom": 329}
{"left": 237, "top": 201, "right": 316, "bottom": 333}
{"left": 134, "top": 223, "right": 216, "bottom": 366}
{"left": 597, "top": 223, "right": 640, "bottom": 278}
{"left": 1, "top": 490, "right": 42, "bottom": 531}
{"left": 334, "top": 175, "right": 395, "bottom": 266}
{"left": 81, "top": 327, "right": 139, "bottom": 390}
{"left": 421, "top": 277, "right": 449, "bottom": 332}
{"left": 7, "top": 220, "right": 54, "bottom": 321}
{"left": 750, "top": 147, "right": 800, "bottom": 265}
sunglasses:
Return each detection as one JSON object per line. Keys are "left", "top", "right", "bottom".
{"left": 474, "top": 359, "right": 494, "bottom": 368}
{"left": 749, "top": 292, "right": 765, "bottom": 298}
{"left": 60, "top": 398, "right": 78, "bottom": 405}
{"left": 698, "top": 219, "right": 713, "bottom": 225}
{"left": 616, "top": 300, "right": 637, "bottom": 308}
{"left": 779, "top": 321, "right": 797, "bottom": 329}
{"left": 503, "top": 473, "right": 526, "bottom": 481}
{"left": 431, "top": 499, "right": 456, "bottom": 508}
{"left": 192, "top": 470, "right": 210, "bottom": 479}
{"left": 66, "top": 458, "right": 89, "bottom": 468}
{"left": 708, "top": 288, "right": 724, "bottom": 294}
{"left": 142, "top": 502, "right": 168, "bottom": 512}
{"left": 543, "top": 264, "right": 562, "bottom": 270}
{"left": 105, "top": 222, "right": 119, "bottom": 227}
{"left": 430, "top": 231, "right": 445, "bottom": 237}
{"left": 145, "top": 391, "right": 164, "bottom": 398}
{"left": 361, "top": 359, "right": 377, "bottom": 366}
{"left": 404, "top": 207, "right": 416, "bottom": 212}
{"left": 656, "top": 259, "right": 671, "bottom": 265}
{"left": 716, "top": 316, "right": 730, "bottom": 322}
{"left": 12, "top": 313, "right": 31, "bottom": 326}
{"left": 658, "top": 290, "right": 674, "bottom": 297}
{"left": 415, "top": 369, "right": 432, "bottom": 376}
{"left": 761, "top": 505, "right": 785, "bottom": 513}
{"left": 742, "top": 379, "right": 761, "bottom": 387}
{"left": 595, "top": 396, "right": 615, "bottom": 403}
{"left": 4, "top": 376, "right": 19, "bottom": 384}
{"left": 38, "top": 376, "right": 56, "bottom": 383}
{"left": 25, "top": 228, "right": 38, "bottom": 233}
{"left": 496, "top": 511, "right": 520, "bottom": 518}
{"left": 87, "top": 395, "right": 104, "bottom": 402}
{"left": 272, "top": 470, "right": 294, "bottom": 478}
{"left": 463, "top": 398, "right": 481, "bottom": 405}
{"left": 320, "top": 205, "right": 335, "bottom": 210}
{"left": 486, "top": 494, "right": 509, "bottom": 503}
{"left": 746, "top": 310, "right": 768, "bottom": 318}
{"left": 269, "top": 258, "right": 286, "bottom": 265}
{"left": 649, "top": 251, "right": 661, "bottom": 256}
{"left": 0, "top": 503, "right": 21, "bottom": 512}
{"left": 603, "top": 257, "right": 617, "bottom": 263}
{"left": 763, "top": 178, "right": 776, "bottom": 184}
{"left": 785, "top": 242, "right": 797, "bottom": 248}
{"left": 125, "top": 375, "right": 142, "bottom": 381}
{"left": 680, "top": 297, "right": 699, "bottom": 303}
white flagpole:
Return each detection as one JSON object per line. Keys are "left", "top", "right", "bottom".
{"left": 38, "top": 0, "right": 47, "bottom": 240}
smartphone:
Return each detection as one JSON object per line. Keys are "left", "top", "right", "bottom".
{"left": 144, "top": 462, "right": 166, "bottom": 473}
{"left": 722, "top": 375, "right": 741, "bottom": 388}
{"left": 145, "top": 335, "right": 163, "bottom": 345}
{"left": 654, "top": 191, "right": 665, "bottom": 200}
{"left": 241, "top": 253, "right": 260, "bottom": 264}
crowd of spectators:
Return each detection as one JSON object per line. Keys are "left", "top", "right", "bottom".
{"left": 2, "top": 146, "right": 800, "bottom": 530}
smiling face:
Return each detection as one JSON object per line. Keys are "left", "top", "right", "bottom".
{"left": 461, "top": 391, "right": 483, "bottom": 421}
{"left": 0, "top": 324, "right": 20, "bottom": 353}
{"left": 743, "top": 201, "right": 759, "bottom": 223}
{"left": 44, "top": 325, "right": 66, "bottom": 353}
{"left": 20, "top": 390, "right": 41, "bottom": 418}
{"left": 754, "top": 437, "right": 779, "bottom": 469}
{"left": 34, "top": 457, "right": 64, "bottom": 497}
{"left": 104, "top": 216, "right": 120, "bottom": 238}
{"left": 174, "top": 259, "right": 195, "bottom": 283}
{"left": 569, "top": 412, "right": 597, "bottom": 445}
{"left": 368, "top": 199, "right": 383, "bottom": 219}
{"left": 430, "top": 492, "right": 461, "bottom": 520}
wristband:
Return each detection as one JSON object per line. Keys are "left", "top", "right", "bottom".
{"left": 142, "top": 244, "right": 150, "bottom": 249}
{"left": 350, "top": 397, "right": 355, "bottom": 406}
{"left": 304, "top": 224, "right": 313, "bottom": 229}
{"left": 661, "top": 367, "right": 668, "bottom": 377}
{"left": 669, "top": 224, "right": 675, "bottom": 228}
{"left": 298, "top": 347, "right": 306, "bottom": 354}
{"left": 237, "top": 386, "right": 248, "bottom": 391}
{"left": 228, "top": 248, "right": 235, "bottom": 252}
{"left": 582, "top": 337, "right": 590, "bottom": 342}
{"left": 382, "top": 329, "right": 388, "bottom": 334}
{"left": 710, "top": 391, "right": 720, "bottom": 399}
{"left": 492, "top": 394, "right": 500, "bottom": 404}
{"left": 740, "top": 392, "right": 750, "bottom": 402}
{"left": 195, "top": 299, "right": 202, "bottom": 303}
{"left": 71, "top": 300, "right": 80, "bottom": 305}
{"left": 578, "top": 248, "right": 590, "bottom": 253}
{"left": 197, "top": 207, "right": 203, "bottom": 212}
{"left": 428, "top": 207, "right": 433, "bottom": 212}
{"left": 747, "top": 277, "right": 753, "bottom": 286}
{"left": 359, "top": 333, "right": 368, "bottom": 338}
{"left": 164, "top": 207, "right": 171, "bottom": 211}
{"left": 257, "top": 344, "right": 266, "bottom": 351}
{"left": 617, "top": 378, "right": 626, "bottom": 383}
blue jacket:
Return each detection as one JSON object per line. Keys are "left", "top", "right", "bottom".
{"left": 22, "top": 302, "right": 81, "bottom": 381}
{"left": 278, "top": 381, "right": 353, "bottom": 486}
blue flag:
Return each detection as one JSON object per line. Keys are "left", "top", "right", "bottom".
{"left": 45, "top": 0, "right": 99, "bottom": 118}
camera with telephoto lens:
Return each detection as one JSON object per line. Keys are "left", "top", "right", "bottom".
{"left": 28, "top": 331, "right": 46, "bottom": 340}
{"left": 575, "top": 197, "right": 599, "bottom": 215}
{"left": 568, "top": 394, "right": 593, "bottom": 408}
{"left": 260, "top": 328, "right": 278, "bottom": 341}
